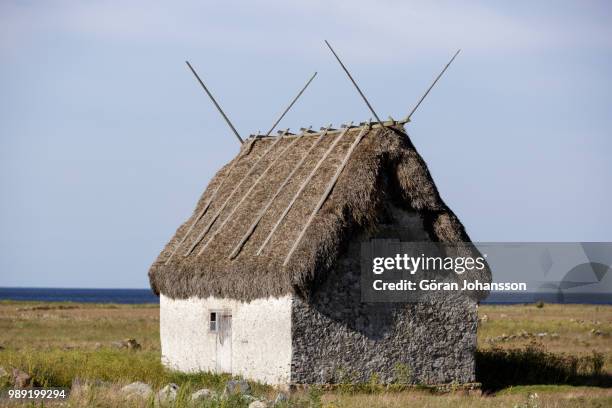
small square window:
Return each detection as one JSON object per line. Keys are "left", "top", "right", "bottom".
{"left": 209, "top": 312, "right": 218, "bottom": 332}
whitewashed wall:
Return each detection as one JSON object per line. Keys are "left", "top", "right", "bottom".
{"left": 159, "top": 294, "right": 292, "bottom": 385}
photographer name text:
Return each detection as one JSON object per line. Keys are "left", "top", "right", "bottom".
{"left": 371, "top": 254, "right": 527, "bottom": 292}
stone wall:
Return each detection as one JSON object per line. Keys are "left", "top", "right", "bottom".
{"left": 290, "top": 204, "right": 478, "bottom": 385}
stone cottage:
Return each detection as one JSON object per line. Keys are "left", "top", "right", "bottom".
{"left": 148, "top": 120, "right": 490, "bottom": 386}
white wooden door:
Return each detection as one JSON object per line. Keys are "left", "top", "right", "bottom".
{"left": 215, "top": 313, "right": 232, "bottom": 373}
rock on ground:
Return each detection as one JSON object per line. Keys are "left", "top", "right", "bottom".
{"left": 225, "top": 379, "right": 250, "bottom": 395}
{"left": 12, "top": 369, "right": 31, "bottom": 388}
{"left": 191, "top": 388, "right": 214, "bottom": 401}
{"left": 274, "top": 392, "right": 288, "bottom": 404}
{"left": 111, "top": 338, "right": 142, "bottom": 350}
{"left": 125, "top": 338, "right": 141, "bottom": 350}
{"left": 110, "top": 341, "right": 126, "bottom": 349}
{"left": 157, "top": 383, "right": 179, "bottom": 403}
{"left": 248, "top": 401, "right": 267, "bottom": 408}
{"left": 121, "top": 382, "right": 152, "bottom": 398}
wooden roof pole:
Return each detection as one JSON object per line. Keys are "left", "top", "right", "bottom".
{"left": 256, "top": 124, "right": 353, "bottom": 256}
{"left": 174, "top": 68, "right": 318, "bottom": 259}
{"left": 197, "top": 129, "right": 301, "bottom": 256}
{"left": 400, "top": 49, "right": 461, "bottom": 123}
{"left": 183, "top": 136, "right": 284, "bottom": 256}
{"left": 324, "top": 41, "right": 382, "bottom": 124}
{"left": 164, "top": 153, "right": 242, "bottom": 265}
{"left": 283, "top": 123, "right": 371, "bottom": 266}
{"left": 228, "top": 125, "right": 332, "bottom": 259}
{"left": 185, "top": 61, "right": 243, "bottom": 144}
{"left": 265, "top": 72, "right": 318, "bottom": 136}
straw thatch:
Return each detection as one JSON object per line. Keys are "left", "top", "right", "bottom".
{"left": 149, "top": 123, "right": 490, "bottom": 301}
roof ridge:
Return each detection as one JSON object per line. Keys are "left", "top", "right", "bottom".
{"left": 247, "top": 120, "right": 404, "bottom": 140}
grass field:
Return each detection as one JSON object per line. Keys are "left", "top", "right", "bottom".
{"left": 0, "top": 301, "right": 610, "bottom": 407}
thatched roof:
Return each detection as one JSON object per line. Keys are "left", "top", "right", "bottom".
{"left": 149, "top": 122, "right": 490, "bottom": 301}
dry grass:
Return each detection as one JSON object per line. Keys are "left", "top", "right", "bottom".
{"left": 0, "top": 301, "right": 159, "bottom": 352}
{"left": 477, "top": 303, "right": 612, "bottom": 372}
{"left": 317, "top": 386, "right": 612, "bottom": 408}
{"left": 0, "top": 301, "right": 610, "bottom": 407}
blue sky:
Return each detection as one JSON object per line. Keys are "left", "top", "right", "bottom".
{"left": 1, "top": 1, "right": 611, "bottom": 288}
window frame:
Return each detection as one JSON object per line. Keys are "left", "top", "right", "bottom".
{"left": 209, "top": 311, "right": 218, "bottom": 332}
{"left": 209, "top": 309, "right": 231, "bottom": 333}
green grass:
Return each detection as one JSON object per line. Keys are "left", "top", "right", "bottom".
{"left": 0, "top": 348, "right": 278, "bottom": 397}
{"left": 2, "top": 349, "right": 165, "bottom": 388}
{"left": 475, "top": 345, "right": 609, "bottom": 391}
{"left": 0, "top": 301, "right": 611, "bottom": 407}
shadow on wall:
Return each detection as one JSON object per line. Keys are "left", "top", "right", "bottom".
{"left": 476, "top": 344, "right": 612, "bottom": 392}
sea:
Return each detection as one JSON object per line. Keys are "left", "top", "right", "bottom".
{"left": 0, "top": 287, "right": 609, "bottom": 305}
{"left": 0, "top": 287, "right": 158, "bottom": 304}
